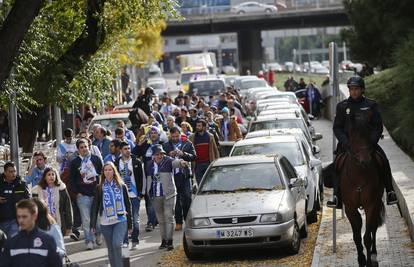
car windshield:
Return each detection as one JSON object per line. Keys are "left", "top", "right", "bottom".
{"left": 262, "top": 94, "right": 297, "bottom": 103}
{"left": 199, "top": 163, "right": 284, "bottom": 193}
{"left": 241, "top": 79, "right": 267, "bottom": 90}
{"left": 148, "top": 82, "right": 165, "bottom": 90}
{"left": 232, "top": 142, "right": 304, "bottom": 166}
{"left": 89, "top": 118, "right": 131, "bottom": 132}
{"left": 251, "top": 119, "right": 306, "bottom": 133}
{"left": 189, "top": 80, "right": 225, "bottom": 96}
{"left": 180, "top": 72, "right": 208, "bottom": 84}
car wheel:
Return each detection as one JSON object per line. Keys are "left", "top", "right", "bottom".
{"left": 287, "top": 219, "right": 301, "bottom": 255}
{"left": 237, "top": 10, "right": 245, "bottom": 15}
{"left": 265, "top": 8, "right": 272, "bottom": 13}
{"left": 307, "top": 208, "right": 318, "bottom": 224}
{"left": 300, "top": 214, "right": 308, "bottom": 238}
{"left": 183, "top": 234, "right": 203, "bottom": 260}
{"left": 314, "top": 191, "right": 321, "bottom": 211}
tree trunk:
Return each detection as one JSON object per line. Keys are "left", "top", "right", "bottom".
{"left": 34, "top": 0, "right": 106, "bottom": 104}
{"left": 0, "top": 0, "right": 43, "bottom": 88}
{"left": 18, "top": 108, "right": 42, "bottom": 153}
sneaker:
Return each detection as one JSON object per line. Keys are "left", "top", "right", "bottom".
{"left": 70, "top": 232, "right": 80, "bottom": 241}
{"left": 95, "top": 234, "right": 103, "bottom": 246}
{"left": 175, "top": 223, "right": 182, "bottom": 231}
{"left": 86, "top": 242, "right": 94, "bottom": 250}
{"left": 122, "top": 243, "right": 129, "bottom": 248}
{"left": 166, "top": 240, "right": 174, "bottom": 251}
{"left": 386, "top": 191, "right": 398, "bottom": 205}
{"left": 158, "top": 240, "right": 167, "bottom": 250}
{"left": 131, "top": 242, "right": 138, "bottom": 250}
{"left": 145, "top": 224, "right": 154, "bottom": 232}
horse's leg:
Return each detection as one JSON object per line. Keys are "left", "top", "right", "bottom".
{"left": 345, "top": 207, "right": 366, "bottom": 266}
{"left": 371, "top": 227, "right": 378, "bottom": 267}
{"left": 363, "top": 223, "right": 373, "bottom": 267}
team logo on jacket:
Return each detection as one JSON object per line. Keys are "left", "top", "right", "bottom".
{"left": 34, "top": 237, "right": 43, "bottom": 247}
{"left": 346, "top": 108, "right": 350, "bottom": 115}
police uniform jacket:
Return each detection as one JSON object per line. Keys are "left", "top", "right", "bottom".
{"left": 333, "top": 96, "right": 383, "bottom": 152}
{"left": 0, "top": 227, "right": 62, "bottom": 267}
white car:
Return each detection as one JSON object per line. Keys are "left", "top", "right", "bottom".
{"left": 184, "top": 155, "right": 307, "bottom": 260}
{"left": 88, "top": 113, "right": 131, "bottom": 133}
{"left": 265, "top": 62, "right": 283, "bottom": 72}
{"left": 230, "top": 135, "right": 321, "bottom": 223}
{"left": 147, "top": 77, "right": 167, "bottom": 96}
{"left": 231, "top": 2, "right": 278, "bottom": 15}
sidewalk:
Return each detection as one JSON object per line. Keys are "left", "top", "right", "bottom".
{"left": 311, "top": 119, "right": 414, "bottom": 266}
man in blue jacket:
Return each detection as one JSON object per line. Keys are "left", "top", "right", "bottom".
{"left": 0, "top": 162, "right": 30, "bottom": 238}
{"left": 0, "top": 199, "right": 62, "bottom": 267}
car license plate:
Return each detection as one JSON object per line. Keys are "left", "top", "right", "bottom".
{"left": 216, "top": 228, "right": 254, "bottom": 238}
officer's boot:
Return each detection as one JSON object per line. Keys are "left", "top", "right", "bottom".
{"left": 327, "top": 184, "right": 343, "bottom": 209}
{"left": 383, "top": 161, "right": 398, "bottom": 205}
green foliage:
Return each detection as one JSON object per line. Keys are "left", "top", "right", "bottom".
{"left": 365, "top": 33, "right": 414, "bottom": 157}
{"left": 1, "top": 0, "right": 178, "bottom": 110}
{"left": 341, "top": 0, "right": 414, "bottom": 68}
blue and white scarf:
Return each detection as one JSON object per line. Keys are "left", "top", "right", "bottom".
{"left": 46, "top": 187, "right": 57, "bottom": 218}
{"left": 121, "top": 159, "right": 138, "bottom": 196}
{"left": 102, "top": 180, "right": 126, "bottom": 222}
{"left": 150, "top": 162, "right": 164, "bottom": 198}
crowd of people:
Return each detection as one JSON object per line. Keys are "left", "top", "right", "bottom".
{"left": 0, "top": 81, "right": 255, "bottom": 266}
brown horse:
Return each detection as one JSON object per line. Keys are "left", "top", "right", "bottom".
{"left": 340, "top": 110, "right": 385, "bottom": 267}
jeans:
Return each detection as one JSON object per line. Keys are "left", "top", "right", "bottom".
{"left": 152, "top": 196, "right": 176, "bottom": 241}
{"left": 77, "top": 195, "right": 95, "bottom": 243}
{"left": 174, "top": 173, "right": 192, "bottom": 224}
{"left": 144, "top": 194, "right": 157, "bottom": 226}
{"left": 71, "top": 200, "right": 82, "bottom": 235}
{"left": 0, "top": 219, "right": 19, "bottom": 238}
{"left": 124, "top": 197, "right": 141, "bottom": 244}
{"left": 195, "top": 162, "right": 210, "bottom": 185}
{"left": 101, "top": 221, "right": 127, "bottom": 267}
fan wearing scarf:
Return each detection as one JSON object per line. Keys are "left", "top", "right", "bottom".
{"left": 91, "top": 162, "right": 132, "bottom": 267}
{"left": 31, "top": 167, "right": 73, "bottom": 236}
{"left": 146, "top": 144, "right": 189, "bottom": 251}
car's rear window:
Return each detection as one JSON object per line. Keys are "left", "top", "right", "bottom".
{"left": 199, "top": 163, "right": 284, "bottom": 193}
{"left": 231, "top": 142, "right": 304, "bottom": 166}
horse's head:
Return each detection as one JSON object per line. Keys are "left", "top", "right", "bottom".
{"left": 348, "top": 109, "right": 375, "bottom": 167}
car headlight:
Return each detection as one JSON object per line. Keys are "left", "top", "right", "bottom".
{"left": 260, "top": 213, "right": 283, "bottom": 223}
{"left": 190, "top": 218, "right": 211, "bottom": 228}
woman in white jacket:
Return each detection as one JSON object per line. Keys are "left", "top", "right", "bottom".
{"left": 32, "top": 167, "right": 73, "bottom": 236}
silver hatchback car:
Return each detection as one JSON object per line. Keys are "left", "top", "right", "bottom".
{"left": 184, "top": 155, "right": 307, "bottom": 260}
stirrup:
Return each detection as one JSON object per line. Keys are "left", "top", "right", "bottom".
{"left": 327, "top": 196, "right": 338, "bottom": 208}
{"left": 386, "top": 191, "right": 398, "bottom": 205}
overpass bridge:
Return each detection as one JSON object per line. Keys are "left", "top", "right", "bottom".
{"left": 163, "top": 7, "right": 349, "bottom": 74}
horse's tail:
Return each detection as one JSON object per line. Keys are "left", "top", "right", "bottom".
{"left": 378, "top": 201, "right": 386, "bottom": 227}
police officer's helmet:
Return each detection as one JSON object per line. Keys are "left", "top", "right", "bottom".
{"left": 347, "top": 76, "right": 365, "bottom": 90}
{"left": 145, "top": 86, "right": 155, "bottom": 96}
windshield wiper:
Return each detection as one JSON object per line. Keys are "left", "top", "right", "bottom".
{"left": 200, "top": 189, "right": 235, "bottom": 194}
{"left": 233, "top": 187, "right": 273, "bottom": 192}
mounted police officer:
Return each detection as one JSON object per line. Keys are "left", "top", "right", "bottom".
{"left": 326, "top": 76, "right": 398, "bottom": 209}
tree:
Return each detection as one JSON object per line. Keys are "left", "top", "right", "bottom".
{"left": 0, "top": 0, "right": 43, "bottom": 90}
{"left": 342, "top": 0, "right": 414, "bottom": 68}
{"left": 0, "top": 0, "right": 178, "bottom": 152}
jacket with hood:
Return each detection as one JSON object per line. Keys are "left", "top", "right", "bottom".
{"left": 32, "top": 183, "right": 73, "bottom": 234}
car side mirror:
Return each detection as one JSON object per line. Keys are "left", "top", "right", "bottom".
{"left": 176, "top": 80, "right": 180, "bottom": 86}
{"left": 309, "top": 158, "right": 322, "bottom": 169}
{"left": 312, "top": 133, "right": 323, "bottom": 141}
{"left": 312, "top": 145, "right": 321, "bottom": 155}
{"left": 288, "top": 178, "right": 301, "bottom": 189}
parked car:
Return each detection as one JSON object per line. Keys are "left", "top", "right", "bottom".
{"left": 88, "top": 113, "right": 131, "bottom": 133}
{"left": 147, "top": 77, "right": 168, "bottom": 96}
{"left": 239, "top": 78, "right": 268, "bottom": 96}
{"left": 231, "top": 2, "right": 278, "bottom": 15}
{"left": 233, "top": 75, "right": 259, "bottom": 90}
{"left": 284, "top": 62, "right": 301, "bottom": 72}
{"left": 221, "top": 65, "right": 237, "bottom": 75}
{"left": 188, "top": 76, "right": 226, "bottom": 100}
{"left": 230, "top": 135, "right": 322, "bottom": 223}
{"left": 265, "top": 62, "right": 283, "bottom": 72}
{"left": 184, "top": 155, "right": 307, "bottom": 260}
